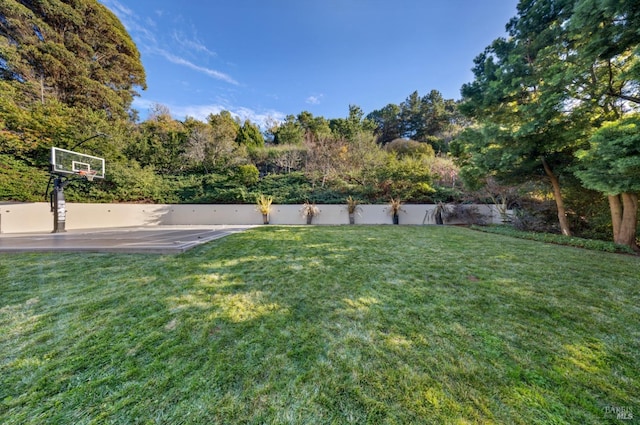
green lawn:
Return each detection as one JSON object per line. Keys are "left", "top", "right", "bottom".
{"left": 1, "top": 226, "right": 638, "bottom": 424}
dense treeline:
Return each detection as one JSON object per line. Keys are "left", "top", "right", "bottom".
{"left": 1, "top": 0, "right": 639, "bottom": 248}
{"left": 455, "top": 0, "right": 640, "bottom": 249}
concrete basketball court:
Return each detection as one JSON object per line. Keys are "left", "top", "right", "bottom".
{"left": 0, "top": 225, "right": 255, "bottom": 254}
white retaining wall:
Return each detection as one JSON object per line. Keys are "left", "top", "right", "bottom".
{"left": 0, "top": 202, "right": 509, "bottom": 233}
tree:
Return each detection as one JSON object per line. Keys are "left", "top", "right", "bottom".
{"left": 368, "top": 91, "right": 463, "bottom": 150}
{"left": 296, "top": 111, "right": 332, "bottom": 143}
{"left": 0, "top": 0, "right": 146, "bottom": 118}
{"left": 329, "top": 105, "right": 375, "bottom": 142}
{"left": 366, "top": 103, "right": 402, "bottom": 145}
{"left": 192, "top": 111, "right": 246, "bottom": 171}
{"left": 575, "top": 115, "right": 640, "bottom": 250}
{"left": 459, "top": 0, "right": 640, "bottom": 240}
{"left": 304, "top": 134, "right": 346, "bottom": 187}
{"left": 236, "top": 120, "right": 264, "bottom": 148}
{"left": 130, "top": 105, "right": 187, "bottom": 173}
{"left": 272, "top": 115, "right": 304, "bottom": 145}
{"left": 568, "top": 0, "right": 640, "bottom": 107}
{"left": 459, "top": 0, "right": 593, "bottom": 236}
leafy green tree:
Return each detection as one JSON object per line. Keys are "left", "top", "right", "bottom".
{"left": 236, "top": 119, "right": 264, "bottom": 148}
{"left": 296, "top": 111, "right": 332, "bottom": 143}
{"left": 366, "top": 103, "right": 403, "bottom": 145}
{"left": 272, "top": 115, "right": 304, "bottom": 145}
{"left": 329, "top": 105, "right": 375, "bottom": 142}
{"left": 459, "top": 0, "right": 640, "bottom": 239}
{"left": 569, "top": 0, "right": 640, "bottom": 107}
{"left": 368, "top": 91, "right": 462, "bottom": 150}
{"left": 208, "top": 110, "right": 240, "bottom": 139}
{"left": 182, "top": 111, "right": 246, "bottom": 172}
{"left": 0, "top": 0, "right": 146, "bottom": 118}
{"left": 575, "top": 115, "right": 640, "bottom": 250}
{"left": 129, "top": 105, "right": 187, "bottom": 174}
{"left": 371, "top": 154, "right": 434, "bottom": 202}
{"left": 459, "top": 0, "right": 596, "bottom": 236}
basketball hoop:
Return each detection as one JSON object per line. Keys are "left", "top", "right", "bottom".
{"left": 78, "top": 169, "right": 97, "bottom": 181}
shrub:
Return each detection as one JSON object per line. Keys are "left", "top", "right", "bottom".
{"left": 232, "top": 164, "right": 259, "bottom": 186}
{"left": 472, "top": 225, "right": 636, "bottom": 254}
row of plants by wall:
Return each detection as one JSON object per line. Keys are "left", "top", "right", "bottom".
{"left": 255, "top": 197, "right": 495, "bottom": 226}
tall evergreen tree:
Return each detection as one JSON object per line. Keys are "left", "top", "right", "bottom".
{"left": 0, "top": 0, "right": 146, "bottom": 118}
{"left": 236, "top": 120, "right": 264, "bottom": 148}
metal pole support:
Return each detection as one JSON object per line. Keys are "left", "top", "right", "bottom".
{"left": 52, "top": 176, "right": 67, "bottom": 233}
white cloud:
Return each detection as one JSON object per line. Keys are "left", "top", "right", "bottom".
{"left": 154, "top": 48, "right": 239, "bottom": 85}
{"left": 305, "top": 94, "right": 324, "bottom": 105}
{"left": 132, "top": 98, "right": 285, "bottom": 129}
{"left": 173, "top": 31, "right": 217, "bottom": 57}
{"left": 100, "top": 0, "right": 237, "bottom": 86}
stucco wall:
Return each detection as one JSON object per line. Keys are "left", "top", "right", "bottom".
{"left": 0, "top": 202, "right": 509, "bottom": 233}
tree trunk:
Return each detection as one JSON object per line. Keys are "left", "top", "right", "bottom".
{"left": 608, "top": 194, "right": 622, "bottom": 242}
{"left": 541, "top": 157, "right": 571, "bottom": 236}
{"left": 616, "top": 192, "right": 639, "bottom": 251}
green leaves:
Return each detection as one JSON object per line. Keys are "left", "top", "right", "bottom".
{"left": 1, "top": 0, "right": 145, "bottom": 119}
{"left": 575, "top": 114, "right": 640, "bottom": 194}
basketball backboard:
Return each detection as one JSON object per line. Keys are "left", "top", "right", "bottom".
{"left": 51, "top": 147, "right": 105, "bottom": 179}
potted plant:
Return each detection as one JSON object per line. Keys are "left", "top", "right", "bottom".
{"left": 300, "top": 201, "right": 320, "bottom": 224}
{"left": 428, "top": 202, "right": 451, "bottom": 225}
{"left": 346, "top": 196, "right": 361, "bottom": 224}
{"left": 256, "top": 194, "right": 273, "bottom": 224}
{"left": 387, "top": 198, "right": 405, "bottom": 224}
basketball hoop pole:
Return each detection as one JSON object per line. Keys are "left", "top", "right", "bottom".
{"left": 51, "top": 174, "right": 69, "bottom": 233}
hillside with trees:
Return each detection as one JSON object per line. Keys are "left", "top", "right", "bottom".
{"left": 1, "top": 0, "right": 639, "bottom": 249}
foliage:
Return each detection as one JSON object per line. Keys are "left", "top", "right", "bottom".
{"left": 236, "top": 120, "right": 264, "bottom": 148}
{"left": 345, "top": 196, "right": 361, "bottom": 214}
{"left": 271, "top": 115, "right": 304, "bottom": 145}
{"left": 249, "top": 144, "right": 307, "bottom": 175}
{"left": 254, "top": 172, "right": 313, "bottom": 203}
{"left": 386, "top": 197, "right": 404, "bottom": 216}
{"left": 255, "top": 193, "right": 273, "bottom": 215}
{"left": 370, "top": 155, "right": 435, "bottom": 202}
{"left": 231, "top": 164, "right": 259, "bottom": 186}
{"left": 128, "top": 107, "right": 187, "bottom": 174}
{"left": 458, "top": 0, "right": 640, "bottom": 239}
{"left": 367, "top": 90, "right": 464, "bottom": 148}
{"left": 0, "top": 155, "right": 50, "bottom": 202}
{"left": 97, "top": 160, "right": 167, "bottom": 203}
{"left": 575, "top": 114, "right": 640, "bottom": 249}
{"left": 300, "top": 201, "right": 320, "bottom": 218}
{"left": 384, "top": 138, "right": 435, "bottom": 158}
{"left": 1, "top": 226, "right": 638, "bottom": 423}
{"left": 575, "top": 115, "right": 640, "bottom": 195}
{"left": 472, "top": 225, "right": 637, "bottom": 255}
{"left": 328, "top": 105, "right": 375, "bottom": 142}
{"left": 0, "top": 0, "right": 146, "bottom": 119}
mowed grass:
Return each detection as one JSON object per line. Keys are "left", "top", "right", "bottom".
{"left": 1, "top": 226, "right": 638, "bottom": 424}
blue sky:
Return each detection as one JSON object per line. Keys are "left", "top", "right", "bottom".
{"left": 100, "top": 0, "right": 518, "bottom": 125}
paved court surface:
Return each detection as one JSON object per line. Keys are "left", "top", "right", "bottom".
{"left": 0, "top": 226, "right": 255, "bottom": 254}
